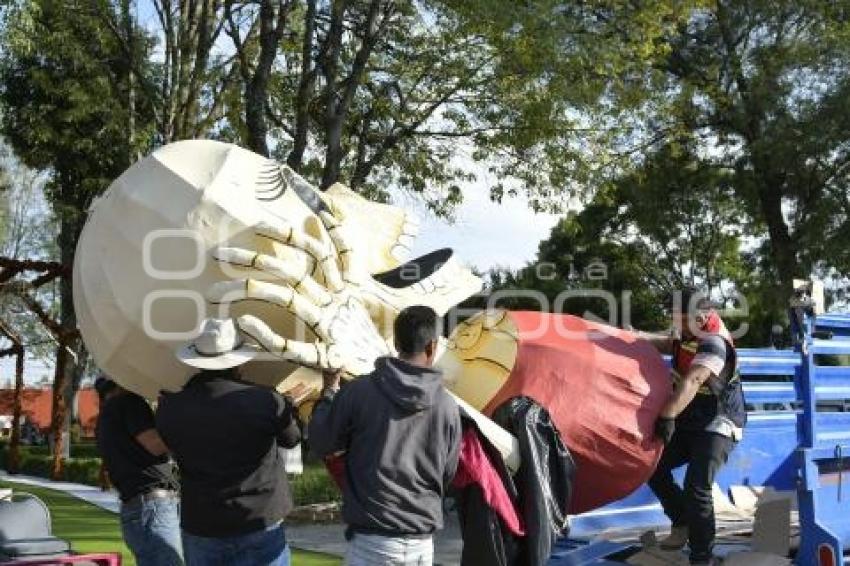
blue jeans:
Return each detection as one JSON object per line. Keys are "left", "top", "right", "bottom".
{"left": 182, "top": 522, "right": 290, "bottom": 566}
{"left": 345, "top": 533, "right": 433, "bottom": 565}
{"left": 120, "top": 495, "right": 184, "bottom": 566}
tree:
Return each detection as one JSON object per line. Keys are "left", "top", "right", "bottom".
{"left": 215, "top": 0, "right": 688, "bottom": 207}
{"left": 0, "top": 0, "right": 155, "bottom": 476}
{"left": 486, "top": 205, "right": 671, "bottom": 332}
{"left": 144, "top": 0, "right": 233, "bottom": 143}
{"left": 606, "top": 142, "right": 749, "bottom": 296}
{"left": 224, "top": 0, "right": 293, "bottom": 156}
{"left": 639, "top": 0, "right": 850, "bottom": 302}
{"left": 437, "top": 0, "right": 694, "bottom": 210}
{"left": 487, "top": 140, "right": 772, "bottom": 341}
{"left": 483, "top": 1, "right": 850, "bottom": 318}
{"left": 0, "top": 144, "right": 65, "bottom": 471}
{"left": 0, "top": 321, "right": 24, "bottom": 474}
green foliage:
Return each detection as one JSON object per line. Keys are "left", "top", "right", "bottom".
{"left": 6, "top": 442, "right": 101, "bottom": 459}
{"left": 486, "top": 139, "right": 782, "bottom": 343}
{"left": 485, "top": 208, "right": 670, "bottom": 332}
{"left": 255, "top": 0, "right": 687, "bottom": 211}
{"left": 289, "top": 462, "right": 342, "bottom": 507}
{"left": 436, "top": 0, "right": 695, "bottom": 210}
{"left": 606, "top": 143, "right": 750, "bottom": 293}
{"left": 486, "top": 1, "right": 850, "bottom": 336}
{"left": 637, "top": 0, "right": 850, "bottom": 292}
{"left": 0, "top": 450, "right": 101, "bottom": 485}
{"left": 0, "top": 1, "right": 157, "bottom": 436}
{"left": 0, "top": 0, "right": 154, "bottom": 217}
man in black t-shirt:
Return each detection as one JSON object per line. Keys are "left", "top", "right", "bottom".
{"left": 95, "top": 377, "right": 183, "bottom": 566}
{"left": 157, "top": 318, "right": 302, "bottom": 566}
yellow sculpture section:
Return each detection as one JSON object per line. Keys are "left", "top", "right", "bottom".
{"left": 438, "top": 310, "right": 519, "bottom": 411}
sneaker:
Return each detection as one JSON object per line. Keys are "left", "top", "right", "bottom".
{"left": 659, "top": 525, "right": 689, "bottom": 550}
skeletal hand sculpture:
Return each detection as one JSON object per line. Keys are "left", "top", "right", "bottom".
{"left": 207, "top": 210, "right": 393, "bottom": 376}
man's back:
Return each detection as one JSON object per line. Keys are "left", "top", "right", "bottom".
{"left": 156, "top": 372, "right": 301, "bottom": 537}
{"left": 310, "top": 356, "right": 461, "bottom": 536}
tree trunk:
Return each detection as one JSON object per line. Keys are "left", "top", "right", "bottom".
{"left": 50, "top": 342, "right": 68, "bottom": 478}
{"left": 63, "top": 344, "right": 86, "bottom": 438}
{"left": 754, "top": 175, "right": 799, "bottom": 303}
{"left": 122, "top": 0, "right": 138, "bottom": 163}
{"left": 50, "top": 206, "right": 87, "bottom": 479}
{"left": 287, "top": 0, "right": 317, "bottom": 171}
{"left": 321, "top": 119, "right": 344, "bottom": 189}
{"left": 8, "top": 346, "right": 24, "bottom": 474}
{"left": 243, "top": 0, "right": 291, "bottom": 157}
{"left": 245, "top": 83, "right": 270, "bottom": 157}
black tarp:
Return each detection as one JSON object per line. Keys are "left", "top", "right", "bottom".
{"left": 457, "top": 396, "right": 576, "bottom": 566}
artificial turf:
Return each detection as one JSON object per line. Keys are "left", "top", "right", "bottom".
{"left": 0, "top": 480, "right": 341, "bottom": 565}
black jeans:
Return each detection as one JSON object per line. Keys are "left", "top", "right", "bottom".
{"left": 647, "top": 430, "right": 734, "bottom": 563}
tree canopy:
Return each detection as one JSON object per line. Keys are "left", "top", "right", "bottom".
{"left": 1, "top": 0, "right": 850, "bottom": 418}
{"left": 642, "top": 0, "right": 850, "bottom": 299}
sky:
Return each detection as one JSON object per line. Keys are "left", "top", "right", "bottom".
{"left": 397, "top": 187, "right": 561, "bottom": 273}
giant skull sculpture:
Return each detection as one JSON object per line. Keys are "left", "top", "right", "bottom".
{"left": 74, "top": 140, "right": 669, "bottom": 514}
{"left": 74, "top": 140, "right": 481, "bottom": 398}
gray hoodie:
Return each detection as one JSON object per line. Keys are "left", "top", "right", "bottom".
{"left": 309, "top": 356, "right": 461, "bottom": 536}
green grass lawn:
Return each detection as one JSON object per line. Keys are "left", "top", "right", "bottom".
{"left": 0, "top": 480, "right": 340, "bottom": 565}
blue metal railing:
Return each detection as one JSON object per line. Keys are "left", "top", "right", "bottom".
{"left": 796, "top": 314, "right": 850, "bottom": 566}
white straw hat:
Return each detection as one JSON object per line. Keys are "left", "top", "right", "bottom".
{"left": 176, "top": 318, "right": 259, "bottom": 370}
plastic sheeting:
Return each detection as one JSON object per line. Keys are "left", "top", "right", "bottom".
{"left": 494, "top": 397, "right": 575, "bottom": 566}
{"left": 453, "top": 428, "right": 525, "bottom": 536}
{"left": 457, "top": 398, "right": 576, "bottom": 566}
{"left": 456, "top": 482, "right": 520, "bottom": 566}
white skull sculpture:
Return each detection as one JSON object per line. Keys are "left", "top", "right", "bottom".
{"left": 74, "top": 140, "right": 483, "bottom": 399}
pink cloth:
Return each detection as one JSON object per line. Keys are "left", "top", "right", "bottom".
{"left": 452, "top": 427, "right": 525, "bottom": 536}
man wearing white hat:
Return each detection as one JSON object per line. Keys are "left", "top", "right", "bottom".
{"left": 156, "top": 318, "right": 302, "bottom": 566}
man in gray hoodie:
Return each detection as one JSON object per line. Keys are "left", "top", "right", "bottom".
{"left": 309, "top": 305, "right": 461, "bottom": 566}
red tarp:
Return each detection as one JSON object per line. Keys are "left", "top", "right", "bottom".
{"left": 483, "top": 312, "right": 670, "bottom": 513}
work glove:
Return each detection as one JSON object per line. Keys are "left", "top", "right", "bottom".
{"left": 654, "top": 417, "right": 676, "bottom": 446}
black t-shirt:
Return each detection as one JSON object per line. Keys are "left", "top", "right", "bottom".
{"left": 95, "top": 392, "right": 177, "bottom": 501}
{"left": 155, "top": 373, "right": 302, "bottom": 537}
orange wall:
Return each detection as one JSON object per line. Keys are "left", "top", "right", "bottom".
{"left": 0, "top": 388, "right": 99, "bottom": 436}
